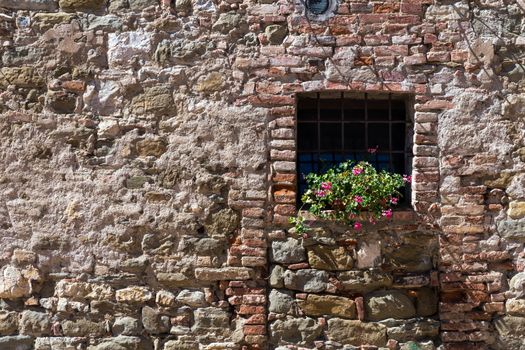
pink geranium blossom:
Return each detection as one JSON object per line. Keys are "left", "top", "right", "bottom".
{"left": 321, "top": 182, "right": 332, "bottom": 190}
{"left": 354, "top": 195, "right": 363, "bottom": 204}
{"left": 352, "top": 167, "right": 363, "bottom": 176}
{"left": 382, "top": 208, "right": 393, "bottom": 219}
{"left": 403, "top": 175, "right": 412, "bottom": 183}
{"left": 354, "top": 221, "right": 362, "bottom": 230}
{"left": 390, "top": 197, "right": 398, "bottom": 205}
{"left": 315, "top": 190, "right": 327, "bottom": 197}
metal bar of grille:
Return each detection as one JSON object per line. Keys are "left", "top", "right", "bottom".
{"left": 317, "top": 92, "right": 320, "bottom": 173}
{"left": 341, "top": 92, "right": 344, "bottom": 156}
{"left": 364, "top": 93, "right": 368, "bottom": 150}
{"left": 388, "top": 93, "right": 393, "bottom": 171}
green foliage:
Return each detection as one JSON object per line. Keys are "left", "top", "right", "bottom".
{"left": 290, "top": 160, "right": 410, "bottom": 232}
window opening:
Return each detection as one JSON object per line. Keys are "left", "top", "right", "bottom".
{"left": 296, "top": 92, "right": 413, "bottom": 206}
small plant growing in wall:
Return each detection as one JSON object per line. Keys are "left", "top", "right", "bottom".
{"left": 290, "top": 160, "right": 411, "bottom": 234}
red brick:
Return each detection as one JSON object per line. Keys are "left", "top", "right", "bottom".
{"left": 374, "top": 3, "right": 400, "bottom": 13}
{"left": 245, "top": 314, "right": 266, "bottom": 325}
{"left": 400, "top": 1, "right": 422, "bottom": 14}
{"left": 248, "top": 94, "right": 294, "bottom": 107}
{"left": 288, "top": 262, "right": 310, "bottom": 270}
{"left": 335, "top": 34, "right": 362, "bottom": 46}
{"left": 242, "top": 294, "right": 266, "bottom": 305}
{"left": 274, "top": 189, "right": 295, "bottom": 204}
{"left": 428, "top": 51, "right": 451, "bottom": 62}
{"left": 328, "top": 15, "right": 358, "bottom": 35}
{"left": 238, "top": 305, "right": 265, "bottom": 315}
{"left": 275, "top": 204, "right": 296, "bottom": 216}
{"left": 244, "top": 325, "right": 266, "bottom": 335}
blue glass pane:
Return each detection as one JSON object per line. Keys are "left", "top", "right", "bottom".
{"left": 307, "top": 0, "right": 330, "bottom": 14}
{"left": 299, "top": 153, "right": 313, "bottom": 162}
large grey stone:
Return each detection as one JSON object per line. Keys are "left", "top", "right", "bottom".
{"left": 194, "top": 267, "right": 253, "bottom": 281}
{"left": 495, "top": 316, "right": 525, "bottom": 349}
{"left": 270, "top": 238, "right": 306, "bottom": 264}
{"left": 268, "top": 289, "right": 296, "bottom": 314}
{"left": 416, "top": 287, "right": 438, "bottom": 317}
{"left": 269, "top": 265, "right": 284, "bottom": 288}
{"left": 112, "top": 317, "right": 141, "bottom": 336}
{"left": 265, "top": 25, "right": 287, "bottom": 44}
{"left": 338, "top": 270, "right": 393, "bottom": 294}
{"left": 497, "top": 219, "right": 525, "bottom": 241}
{"left": 107, "top": 31, "right": 153, "bottom": 68}
{"left": 0, "top": 0, "right": 57, "bottom": 10}
{"left": 0, "top": 265, "right": 42, "bottom": 299}
{"left": 35, "top": 337, "right": 87, "bottom": 350}
{"left": 176, "top": 290, "right": 207, "bottom": 307}
{"left": 0, "top": 335, "right": 34, "bottom": 350}
{"left": 382, "top": 318, "right": 440, "bottom": 342}
{"left": 62, "top": 319, "right": 106, "bottom": 337}
{"left": 87, "top": 336, "right": 153, "bottom": 350}
{"left": 400, "top": 341, "right": 436, "bottom": 350}
{"left": 270, "top": 317, "right": 322, "bottom": 346}
{"left": 327, "top": 319, "right": 387, "bottom": 347}
{"left": 365, "top": 290, "right": 416, "bottom": 321}
{"left": 128, "top": 0, "right": 154, "bottom": 10}
{"left": 507, "top": 299, "right": 525, "bottom": 317}
{"left": 141, "top": 306, "right": 169, "bottom": 334}
{"left": 59, "top": 0, "right": 105, "bottom": 12}
{"left": 192, "top": 307, "right": 230, "bottom": 335}
{"left": 0, "top": 311, "right": 18, "bottom": 336}
{"left": 131, "top": 86, "right": 175, "bottom": 117}
{"left": 20, "top": 311, "right": 50, "bottom": 336}
{"left": 180, "top": 237, "right": 226, "bottom": 255}
{"left": 164, "top": 340, "right": 199, "bottom": 350}
{"left": 87, "top": 15, "right": 123, "bottom": 32}
{"left": 510, "top": 272, "right": 525, "bottom": 297}
{"left": 508, "top": 174, "right": 525, "bottom": 200}
{"left": 212, "top": 12, "right": 241, "bottom": 34}
{"left": 283, "top": 269, "right": 329, "bottom": 293}
{"left": 307, "top": 245, "right": 354, "bottom": 270}
{"left": 204, "top": 209, "right": 240, "bottom": 236}
{"left": 299, "top": 294, "right": 357, "bottom": 319}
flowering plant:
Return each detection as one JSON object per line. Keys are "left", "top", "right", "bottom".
{"left": 290, "top": 160, "right": 411, "bottom": 233}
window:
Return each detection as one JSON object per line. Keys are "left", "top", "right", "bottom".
{"left": 296, "top": 92, "right": 413, "bottom": 205}
{"left": 303, "top": 0, "right": 338, "bottom": 19}
{"left": 305, "top": 0, "right": 331, "bottom": 14}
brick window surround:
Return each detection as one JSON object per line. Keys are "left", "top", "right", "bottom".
{"left": 269, "top": 87, "right": 439, "bottom": 227}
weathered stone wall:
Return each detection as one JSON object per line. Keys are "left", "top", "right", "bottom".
{"left": 0, "top": 0, "right": 525, "bottom": 349}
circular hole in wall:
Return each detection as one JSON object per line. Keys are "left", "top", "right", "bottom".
{"left": 306, "top": 0, "right": 330, "bottom": 14}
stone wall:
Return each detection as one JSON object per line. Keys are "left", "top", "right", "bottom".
{"left": 0, "top": 0, "right": 524, "bottom": 349}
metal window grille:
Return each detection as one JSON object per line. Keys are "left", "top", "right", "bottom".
{"left": 296, "top": 92, "right": 413, "bottom": 205}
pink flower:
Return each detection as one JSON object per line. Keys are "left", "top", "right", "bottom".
{"left": 368, "top": 146, "right": 379, "bottom": 154}
{"left": 354, "top": 221, "right": 362, "bottom": 230}
{"left": 403, "top": 175, "right": 412, "bottom": 183}
{"left": 354, "top": 195, "right": 363, "bottom": 204}
{"left": 382, "top": 208, "right": 393, "bottom": 219}
{"left": 321, "top": 182, "right": 332, "bottom": 190}
{"left": 352, "top": 167, "right": 363, "bottom": 176}
{"left": 315, "top": 190, "right": 327, "bottom": 197}
{"left": 390, "top": 197, "right": 398, "bottom": 205}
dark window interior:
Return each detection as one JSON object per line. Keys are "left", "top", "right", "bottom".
{"left": 296, "top": 92, "right": 413, "bottom": 206}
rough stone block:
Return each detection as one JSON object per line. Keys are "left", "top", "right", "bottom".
{"left": 299, "top": 294, "right": 357, "bottom": 318}
{"left": 194, "top": 267, "right": 253, "bottom": 281}
{"left": 270, "top": 317, "right": 322, "bottom": 346}
{"left": 365, "top": 290, "right": 416, "bottom": 321}
{"left": 327, "top": 319, "right": 387, "bottom": 347}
